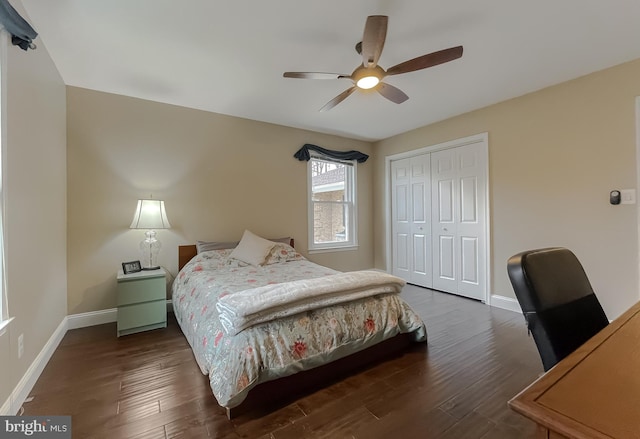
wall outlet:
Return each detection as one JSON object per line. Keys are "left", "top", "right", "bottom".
{"left": 18, "top": 333, "right": 23, "bottom": 359}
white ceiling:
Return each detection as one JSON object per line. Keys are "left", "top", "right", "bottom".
{"left": 19, "top": 0, "right": 640, "bottom": 141}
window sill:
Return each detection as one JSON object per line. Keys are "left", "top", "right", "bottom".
{"left": 0, "top": 316, "right": 14, "bottom": 337}
{"left": 308, "top": 245, "right": 359, "bottom": 255}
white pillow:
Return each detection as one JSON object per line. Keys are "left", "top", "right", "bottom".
{"left": 229, "top": 230, "right": 276, "bottom": 266}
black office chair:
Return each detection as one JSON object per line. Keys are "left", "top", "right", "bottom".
{"left": 507, "top": 247, "right": 609, "bottom": 371}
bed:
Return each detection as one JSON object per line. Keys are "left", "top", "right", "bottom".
{"left": 172, "top": 232, "right": 427, "bottom": 418}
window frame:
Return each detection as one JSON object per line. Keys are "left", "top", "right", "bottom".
{"left": 0, "top": 29, "right": 7, "bottom": 328}
{"left": 307, "top": 154, "right": 358, "bottom": 252}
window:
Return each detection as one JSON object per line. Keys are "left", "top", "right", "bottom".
{"left": 307, "top": 155, "right": 357, "bottom": 251}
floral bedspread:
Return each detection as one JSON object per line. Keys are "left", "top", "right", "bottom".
{"left": 172, "top": 249, "right": 427, "bottom": 409}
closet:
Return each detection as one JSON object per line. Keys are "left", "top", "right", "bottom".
{"left": 390, "top": 134, "right": 488, "bottom": 301}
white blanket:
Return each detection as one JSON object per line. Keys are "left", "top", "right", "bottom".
{"left": 216, "top": 270, "right": 406, "bottom": 335}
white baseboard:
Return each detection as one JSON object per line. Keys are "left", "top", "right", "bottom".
{"left": 67, "top": 302, "right": 172, "bottom": 330}
{"left": 4, "top": 302, "right": 174, "bottom": 416}
{"left": 9, "top": 318, "right": 67, "bottom": 415}
{"left": 66, "top": 308, "right": 117, "bottom": 330}
{"left": 489, "top": 294, "right": 522, "bottom": 314}
{"left": 0, "top": 394, "right": 10, "bottom": 415}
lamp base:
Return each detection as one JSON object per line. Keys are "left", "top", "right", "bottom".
{"left": 141, "top": 266, "right": 161, "bottom": 271}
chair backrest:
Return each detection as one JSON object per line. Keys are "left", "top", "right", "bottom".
{"left": 507, "top": 247, "right": 608, "bottom": 371}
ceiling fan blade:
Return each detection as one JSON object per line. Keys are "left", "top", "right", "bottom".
{"left": 361, "top": 15, "right": 388, "bottom": 68}
{"left": 386, "top": 46, "right": 463, "bottom": 76}
{"left": 319, "top": 87, "right": 357, "bottom": 112}
{"left": 283, "top": 72, "right": 349, "bottom": 80}
{"left": 377, "top": 82, "right": 409, "bottom": 104}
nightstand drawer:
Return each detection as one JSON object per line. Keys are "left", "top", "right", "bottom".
{"left": 118, "top": 300, "right": 166, "bottom": 331}
{"left": 118, "top": 276, "right": 165, "bottom": 306}
{"left": 116, "top": 268, "right": 167, "bottom": 337}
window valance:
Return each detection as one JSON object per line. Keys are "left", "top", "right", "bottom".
{"left": 0, "top": 0, "right": 37, "bottom": 51}
{"left": 293, "top": 144, "right": 369, "bottom": 164}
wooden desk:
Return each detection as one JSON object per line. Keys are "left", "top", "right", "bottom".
{"left": 509, "top": 301, "right": 640, "bottom": 439}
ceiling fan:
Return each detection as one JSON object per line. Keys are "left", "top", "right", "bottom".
{"left": 283, "top": 15, "right": 463, "bottom": 111}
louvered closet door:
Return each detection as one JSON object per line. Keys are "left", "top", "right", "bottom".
{"left": 431, "top": 143, "right": 486, "bottom": 300}
{"left": 391, "top": 155, "right": 432, "bottom": 287}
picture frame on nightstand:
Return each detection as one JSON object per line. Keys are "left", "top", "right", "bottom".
{"left": 122, "top": 260, "right": 142, "bottom": 274}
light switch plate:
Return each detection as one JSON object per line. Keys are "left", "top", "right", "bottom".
{"left": 621, "top": 189, "right": 636, "bottom": 204}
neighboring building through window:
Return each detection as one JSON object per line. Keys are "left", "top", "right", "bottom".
{"left": 308, "top": 156, "right": 357, "bottom": 251}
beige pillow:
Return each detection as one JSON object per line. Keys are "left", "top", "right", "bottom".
{"left": 229, "top": 230, "right": 276, "bottom": 266}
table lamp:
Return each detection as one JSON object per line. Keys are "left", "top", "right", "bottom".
{"left": 130, "top": 199, "right": 171, "bottom": 270}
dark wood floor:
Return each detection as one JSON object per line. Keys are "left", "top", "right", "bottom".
{"left": 22, "top": 285, "right": 543, "bottom": 438}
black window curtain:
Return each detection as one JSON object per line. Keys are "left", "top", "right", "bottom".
{"left": 0, "top": 0, "right": 37, "bottom": 51}
{"left": 293, "top": 144, "right": 369, "bottom": 163}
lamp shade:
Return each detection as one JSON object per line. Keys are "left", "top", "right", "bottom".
{"left": 130, "top": 199, "right": 171, "bottom": 229}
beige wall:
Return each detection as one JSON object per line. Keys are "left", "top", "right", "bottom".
{"left": 373, "top": 58, "right": 640, "bottom": 319}
{"left": 0, "top": 1, "right": 67, "bottom": 411}
{"left": 66, "top": 87, "right": 374, "bottom": 314}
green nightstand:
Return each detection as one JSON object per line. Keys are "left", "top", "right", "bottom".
{"left": 117, "top": 268, "right": 167, "bottom": 337}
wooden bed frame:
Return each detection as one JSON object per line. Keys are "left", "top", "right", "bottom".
{"left": 176, "top": 242, "right": 420, "bottom": 419}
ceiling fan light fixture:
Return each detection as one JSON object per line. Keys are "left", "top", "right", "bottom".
{"left": 282, "top": 15, "right": 463, "bottom": 110}
{"left": 356, "top": 75, "right": 379, "bottom": 89}
{"left": 352, "top": 65, "right": 385, "bottom": 89}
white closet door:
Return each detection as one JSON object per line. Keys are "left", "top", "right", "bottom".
{"left": 391, "top": 155, "right": 432, "bottom": 287}
{"left": 431, "top": 150, "right": 458, "bottom": 293}
{"left": 457, "top": 145, "right": 486, "bottom": 299}
{"left": 431, "top": 142, "right": 486, "bottom": 300}
{"left": 391, "top": 158, "right": 412, "bottom": 281}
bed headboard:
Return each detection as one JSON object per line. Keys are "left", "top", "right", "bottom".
{"left": 178, "top": 238, "right": 295, "bottom": 271}
{"left": 178, "top": 245, "right": 198, "bottom": 272}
